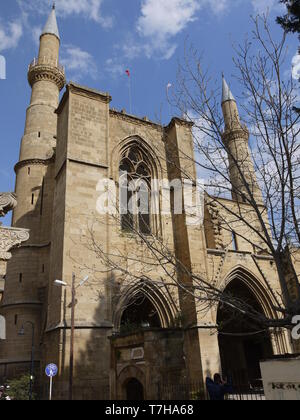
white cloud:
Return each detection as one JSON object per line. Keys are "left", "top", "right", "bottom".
{"left": 292, "top": 53, "right": 300, "bottom": 81}
{"left": 133, "top": 0, "right": 287, "bottom": 60}
{"left": 61, "top": 45, "right": 98, "bottom": 81}
{"left": 136, "top": 0, "right": 200, "bottom": 59}
{"left": 251, "top": 0, "right": 278, "bottom": 14}
{"left": 31, "top": 25, "right": 42, "bottom": 46}
{"left": 131, "top": 0, "right": 237, "bottom": 60}
{"left": 17, "top": 0, "right": 112, "bottom": 28}
{"left": 3, "top": 0, "right": 287, "bottom": 66}
{"left": 0, "top": 20, "right": 23, "bottom": 52}
{"left": 137, "top": 0, "right": 200, "bottom": 39}
{"left": 105, "top": 58, "right": 126, "bottom": 78}
{"left": 106, "top": 0, "right": 285, "bottom": 76}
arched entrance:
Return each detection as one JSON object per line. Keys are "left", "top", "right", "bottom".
{"left": 126, "top": 378, "right": 145, "bottom": 401}
{"left": 117, "top": 366, "right": 146, "bottom": 400}
{"left": 217, "top": 279, "right": 273, "bottom": 386}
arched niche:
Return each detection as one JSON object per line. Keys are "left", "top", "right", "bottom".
{"left": 114, "top": 280, "right": 176, "bottom": 332}
{"left": 217, "top": 278, "right": 273, "bottom": 386}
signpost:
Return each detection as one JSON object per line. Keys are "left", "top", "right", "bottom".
{"left": 45, "top": 364, "right": 58, "bottom": 401}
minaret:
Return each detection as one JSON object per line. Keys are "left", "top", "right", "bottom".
{"left": 13, "top": 4, "right": 65, "bottom": 234}
{"left": 221, "top": 76, "right": 263, "bottom": 205}
{"left": 0, "top": 6, "right": 65, "bottom": 380}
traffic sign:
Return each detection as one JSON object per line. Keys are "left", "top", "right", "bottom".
{"left": 45, "top": 364, "right": 58, "bottom": 401}
{"left": 45, "top": 364, "right": 58, "bottom": 378}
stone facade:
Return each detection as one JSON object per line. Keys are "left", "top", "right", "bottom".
{"left": 110, "top": 329, "right": 187, "bottom": 400}
{"left": 0, "top": 8, "right": 296, "bottom": 400}
{"left": 0, "top": 262, "right": 5, "bottom": 341}
{"left": 0, "top": 193, "right": 29, "bottom": 351}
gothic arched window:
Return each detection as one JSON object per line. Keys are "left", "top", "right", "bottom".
{"left": 121, "top": 292, "right": 161, "bottom": 330}
{"left": 119, "top": 146, "right": 152, "bottom": 235}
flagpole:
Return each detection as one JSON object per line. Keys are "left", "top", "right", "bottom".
{"left": 129, "top": 75, "right": 132, "bottom": 115}
{"left": 126, "top": 70, "right": 132, "bottom": 115}
{"left": 167, "top": 88, "right": 171, "bottom": 117}
{"left": 167, "top": 83, "right": 172, "bottom": 118}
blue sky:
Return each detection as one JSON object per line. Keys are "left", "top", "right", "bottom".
{"left": 0, "top": 0, "right": 299, "bottom": 226}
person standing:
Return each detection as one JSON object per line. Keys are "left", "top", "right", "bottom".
{"left": 206, "top": 374, "right": 233, "bottom": 401}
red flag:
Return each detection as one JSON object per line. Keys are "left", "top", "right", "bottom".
{"left": 125, "top": 69, "right": 130, "bottom": 77}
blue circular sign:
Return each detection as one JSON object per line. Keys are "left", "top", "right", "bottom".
{"left": 45, "top": 364, "right": 58, "bottom": 378}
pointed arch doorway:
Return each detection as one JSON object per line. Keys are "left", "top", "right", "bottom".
{"left": 117, "top": 366, "right": 146, "bottom": 400}
{"left": 217, "top": 278, "right": 273, "bottom": 386}
{"left": 125, "top": 378, "right": 145, "bottom": 401}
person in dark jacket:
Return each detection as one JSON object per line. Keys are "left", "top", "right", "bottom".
{"left": 206, "top": 374, "right": 233, "bottom": 401}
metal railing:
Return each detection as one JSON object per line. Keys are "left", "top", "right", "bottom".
{"left": 155, "top": 379, "right": 265, "bottom": 401}
{"left": 28, "top": 57, "right": 65, "bottom": 74}
{"left": 157, "top": 381, "right": 206, "bottom": 401}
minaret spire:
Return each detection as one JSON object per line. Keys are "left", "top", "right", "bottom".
{"left": 41, "top": 3, "right": 60, "bottom": 40}
{"left": 221, "top": 75, "right": 240, "bottom": 131}
{"left": 221, "top": 75, "right": 263, "bottom": 204}
{"left": 222, "top": 75, "right": 235, "bottom": 104}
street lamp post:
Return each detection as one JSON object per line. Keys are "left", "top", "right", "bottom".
{"left": 54, "top": 273, "right": 89, "bottom": 401}
{"left": 19, "top": 321, "right": 35, "bottom": 400}
{"left": 69, "top": 273, "right": 76, "bottom": 401}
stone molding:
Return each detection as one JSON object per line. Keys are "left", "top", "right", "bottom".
{"left": 165, "top": 117, "right": 194, "bottom": 130}
{"left": 28, "top": 63, "right": 65, "bottom": 91}
{"left": 0, "top": 193, "right": 17, "bottom": 217}
{"left": 68, "top": 82, "right": 112, "bottom": 103}
{"left": 0, "top": 227, "right": 30, "bottom": 261}
{"left": 110, "top": 109, "right": 163, "bottom": 131}
{"left": 222, "top": 126, "right": 249, "bottom": 144}
{"left": 0, "top": 300, "right": 42, "bottom": 309}
{"left": 14, "top": 156, "right": 55, "bottom": 173}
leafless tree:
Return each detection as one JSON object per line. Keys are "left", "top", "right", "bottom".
{"left": 171, "top": 15, "right": 300, "bottom": 322}
{"left": 80, "top": 16, "right": 300, "bottom": 333}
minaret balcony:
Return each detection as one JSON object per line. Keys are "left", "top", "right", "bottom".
{"left": 28, "top": 57, "right": 66, "bottom": 91}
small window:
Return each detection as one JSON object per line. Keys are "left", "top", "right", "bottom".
{"left": 31, "top": 194, "right": 34, "bottom": 205}
{"left": 19, "top": 273, "right": 23, "bottom": 284}
{"left": 28, "top": 167, "right": 31, "bottom": 175}
{"left": 14, "top": 315, "right": 18, "bottom": 325}
{"left": 40, "top": 178, "right": 45, "bottom": 215}
{"left": 232, "top": 232, "right": 238, "bottom": 251}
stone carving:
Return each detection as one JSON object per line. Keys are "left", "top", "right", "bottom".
{"left": 222, "top": 126, "right": 249, "bottom": 144}
{"left": 0, "top": 227, "right": 30, "bottom": 260}
{"left": 0, "top": 192, "right": 30, "bottom": 261}
{"left": 207, "top": 201, "right": 224, "bottom": 249}
{"left": 0, "top": 193, "right": 17, "bottom": 217}
{"left": 28, "top": 60, "right": 65, "bottom": 91}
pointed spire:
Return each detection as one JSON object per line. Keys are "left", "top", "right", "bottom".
{"left": 41, "top": 3, "right": 60, "bottom": 40}
{"left": 222, "top": 75, "right": 235, "bottom": 104}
